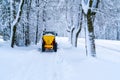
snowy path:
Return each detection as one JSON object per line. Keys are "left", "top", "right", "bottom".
{"left": 0, "top": 37, "right": 86, "bottom": 80}
{"left": 0, "top": 47, "right": 64, "bottom": 80}
{"left": 12, "top": 50, "right": 65, "bottom": 80}
{"left": 0, "top": 37, "right": 120, "bottom": 80}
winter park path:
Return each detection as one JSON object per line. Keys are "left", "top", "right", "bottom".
{"left": 0, "top": 37, "right": 84, "bottom": 80}
{"left": 0, "top": 37, "right": 120, "bottom": 80}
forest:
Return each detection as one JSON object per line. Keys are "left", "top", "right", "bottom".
{"left": 0, "top": 0, "right": 120, "bottom": 57}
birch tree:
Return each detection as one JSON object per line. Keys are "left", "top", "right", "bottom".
{"left": 65, "top": 0, "right": 82, "bottom": 47}
{"left": 71, "top": 1, "right": 83, "bottom": 47}
{"left": 10, "top": 0, "right": 24, "bottom": 48}
{"left": 65, "top": 0, "right": 74, "bottom": 44}
{"left": 82, "top": 0, "right": 100, "bottom": 57}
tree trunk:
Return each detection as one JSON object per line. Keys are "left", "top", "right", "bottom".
{"left": 86, "top": 14, "right": 96, "bottom": 57}
{"left": 71, "top": 2, "right": 82, "bottom": 47}
{"left": 11, "top": 0, "right": 24, "bottom": 48}
{"left": 35, "top": 0, "right": 39, "bottom": 45}
{"left": 42, "top": 5, "right": 47, "bottom": 30}
{"left": 11, "top": 25, "right": 17, "bottom": 48}
{"left": 71, "top": 27, "right": 75, "bottom": 45}
{"left": 74, "top": 11, "right": 83, "bottom": 47}
{"left": 83, "top": 0, "right": 100, "bottom": 57}
{"left": 35, "top": 11, "right": 39, "bottom": 45}
{"left": 10, "top": 0, "right": 16, "bottom": 47}
{"left": 25, "top": 0, "right": 31, "bottom": 46}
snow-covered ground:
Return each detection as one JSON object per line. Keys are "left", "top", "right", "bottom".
{"left": 0, "top": 37, "right": 120, "bottom": 80}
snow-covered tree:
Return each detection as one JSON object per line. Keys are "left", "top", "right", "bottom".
{"left": 82, "top": 0, "right": 100, "bottom": 57}
{"left": 94, "top": 0, "right": 120, "bottom": 40}
{"left": 2, "top": 0, "right": 120, "bottom": 51}
{"left": 71, "top": 0, "right": 83, "bottom": 47}
{"left": 65, "top": 0, "right": 82, "bottom": 47}
{"left": 10, "top": 0, "right": 24, "bottom": 48}
{"left": 35, "top": 0, "right": 39, "bottom": 44}
{"left": 0, "top": 0, "right": 11, "bottom": 41}
{"left": 24, "top": 0, "right": 32, "bottom": 46}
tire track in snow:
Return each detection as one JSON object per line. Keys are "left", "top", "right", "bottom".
{"left": 10, "top": 50, "right": 57, "bottom": 80}
{"left": 53, "top": 48, "right": 64, "bottom": 80}
{"left": 54, "top": 48, "right": 77, "bottom": 80}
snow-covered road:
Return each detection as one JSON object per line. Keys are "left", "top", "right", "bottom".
{"left": 0, "top": 37, "right": 120, "bottom": 80}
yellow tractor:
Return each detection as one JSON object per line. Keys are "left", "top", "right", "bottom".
{"left": 42, "top": 31, "right": 57, "bottom": 52}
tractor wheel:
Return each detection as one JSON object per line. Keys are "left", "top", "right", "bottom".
{"left": 54, "top": 43, "right": 57, "bottom": 52}
{"left": 42, "top": 43, "right": 45, "bottom": 52}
